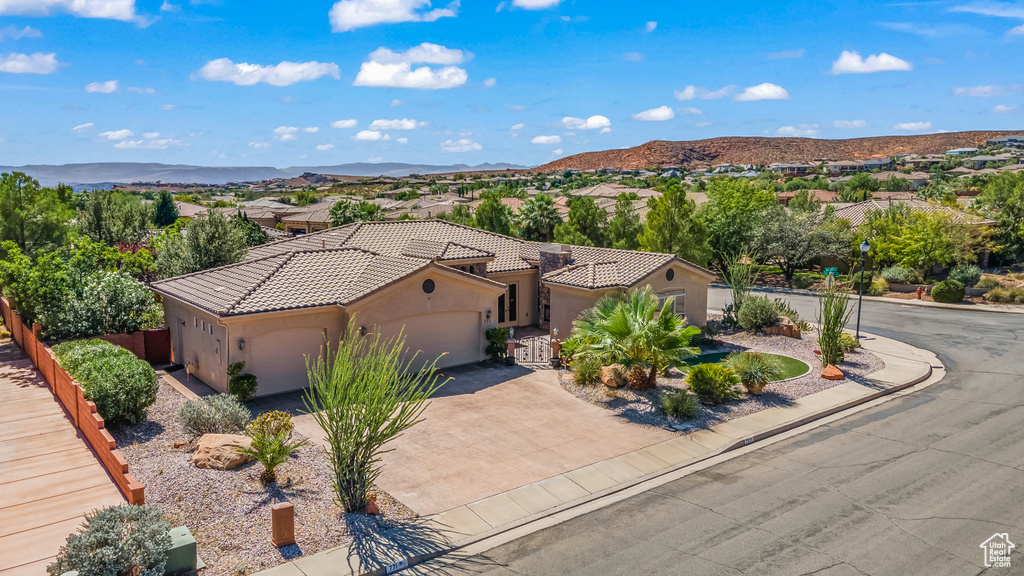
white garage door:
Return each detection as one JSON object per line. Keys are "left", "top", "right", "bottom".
{"left": 378, "top": 311, "right": 482, "bottom": 369}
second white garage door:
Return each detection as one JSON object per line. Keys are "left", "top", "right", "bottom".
{"left": 377, "top": 311, "right": 483, "bottom": 369}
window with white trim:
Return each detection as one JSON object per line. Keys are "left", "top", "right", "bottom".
{"left": 657, "top": 291, "right": 686, "bottom": 316}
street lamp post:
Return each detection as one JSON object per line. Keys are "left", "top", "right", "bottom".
{"left": 856, "top": 240, "right": 870, "bottom": 339}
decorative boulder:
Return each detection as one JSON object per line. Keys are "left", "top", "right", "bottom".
{"left": 190, "top": 434, "right": 253, "bottom": 470}
{"left": 821, "top": 364, "right": 845, "bottom": 381}
{"left": 765, "top": 317, "right": 800, "bottom": 339}
{"left": 601, "top": 365, "right": 626, "bottom": 388}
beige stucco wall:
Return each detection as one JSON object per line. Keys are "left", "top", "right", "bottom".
{"left": 547, "top": 261, "right": 712, "bottom": 338}
{"left": 163, "top": 298, "right": 231, "bottom": 390}
{"left": 488, "top": 269, "right": 540, "bottom": 328}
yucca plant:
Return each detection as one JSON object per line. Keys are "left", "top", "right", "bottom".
{"left": 237, "top": 410, "right": 307, "bottom": 483}
{"left": 305, "top": 320, "right": 448, "bottom": 513}
{"left": 815, "top": 285, "right": 853, "bottom": 366}
{"left": 725, "top": 352, "right": 783, "bottom": 394}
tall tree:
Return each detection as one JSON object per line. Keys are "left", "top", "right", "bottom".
{"left": 329, "top": 201, "right": 384, "bottom": 226}
{"left": 698, "top": 179, "right": 776, "bottom": 268}
{"left": 975, "top": 171, "right": 1024, "bottom": 264}
{"left": 152, "top": 191, "right": 179, "bottom": 227}
{"left": 156, "top": 211, "right": 247, "bottom": 278}
{"left": 606, "top": 192, "right": 644, "bottom": 250}
{"left": 556, "top": 195, "right": 607, "bottom": 247}
{"left": 0, "top": 172, "right": 74, "bottom": 254}
{"left": 474, "top": 192, "right": 514, "bottom": 236}
{"left": 639, "top": 184, "right": 710, "bottom": 266}
{"left": 79, "top": 189, "right": 154, "bottom": 246}
{"left": 516, "top": 193, "right": 562, "bottom": 241}
{"left": 750, "top": 204, "right": 850, "bottom": 286}
{"left": 438, "top": 204, "right": 475, "bottom": 227}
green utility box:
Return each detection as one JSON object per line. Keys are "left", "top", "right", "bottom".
{"left": 165, "top": 526, "right": 205, "bottom": 575}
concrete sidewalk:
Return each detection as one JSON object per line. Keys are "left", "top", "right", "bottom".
{"left": 730, "top": 283, "right": 1024, "bottom": 315}
{"left": 255, "top": 331, "right": 942, "bottom": 576}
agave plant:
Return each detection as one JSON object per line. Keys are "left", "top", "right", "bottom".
{"left": 572, "top": 286, "right": 700, "bottom": 391}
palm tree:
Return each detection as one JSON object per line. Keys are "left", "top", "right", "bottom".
{"left": 517, "top": 193, "right": 562, "bottom": 241}
{"left": 572, "top": 286, "right": 700, "bottom": 391}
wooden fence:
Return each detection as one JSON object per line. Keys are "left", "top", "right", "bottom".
{"left": 1, "top": 296, "right": 145, "bottom": 504}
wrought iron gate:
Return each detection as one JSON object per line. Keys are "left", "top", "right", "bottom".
{"left": 513, "top": 335, "right": 551, "bottom": 365}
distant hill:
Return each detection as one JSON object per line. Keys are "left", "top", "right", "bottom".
{"left": 0, "top": 161, "right": 532, "bottom": 187}
{"left": 532, "top": 131, "right": 1022, "bottom": 172}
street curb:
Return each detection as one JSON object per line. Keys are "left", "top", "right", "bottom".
{"left": 710, "top": 282, "right": 1024, "bottom": 315}
{"left": 322, "top": 333, "right": 941, "bottom": 576}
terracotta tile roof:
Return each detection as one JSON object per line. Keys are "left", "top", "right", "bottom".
{"left": 542, "top": 246, "right": 679, "bottom": 288}
{"left": 401, "top": 238, "right": 494, "bottom": 261}
{"left": 830, "top": 198, "right": 995, "bottom": 227}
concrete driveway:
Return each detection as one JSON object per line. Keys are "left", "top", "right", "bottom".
{"left": 293, "top": 364, "right": 673, "bottom": 515}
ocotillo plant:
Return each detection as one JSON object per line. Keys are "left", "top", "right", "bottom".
{"left": 815, "top": 285, "right": 853, "bottom": 366}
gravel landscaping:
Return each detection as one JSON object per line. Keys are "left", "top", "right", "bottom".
{"left": 560, "top": 325, "right": 884, "bottom": 433}
{"left": 111, "top": 380, "right": 416, "bottom": 576}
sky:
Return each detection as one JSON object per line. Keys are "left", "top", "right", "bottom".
{"left": 0, "top": 0, "right": 1023, "bottom": 168}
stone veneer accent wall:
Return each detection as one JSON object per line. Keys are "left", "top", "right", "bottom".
{"left": 537, "top": 244, "right": 573, "bottom": 330}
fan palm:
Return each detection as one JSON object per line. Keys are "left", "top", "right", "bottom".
{"left": 517, "top": 193, "right": 562, "bottom": 241}
{"left": 572, "top": 286, "right": 700, "bottom": 391}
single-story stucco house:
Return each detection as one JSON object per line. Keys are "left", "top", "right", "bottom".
{"left": 151, "top": 220, "right": 715, "bottom": 396}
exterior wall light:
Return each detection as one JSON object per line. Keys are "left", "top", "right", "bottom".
{"left": 238, "top": 338, "right": 245, "bottom": 351}
{"left": 486, "top": 309, "right": 492, "bottom": 322}
{"left": 359, "top": 325, "right": 367, "bottom": 336}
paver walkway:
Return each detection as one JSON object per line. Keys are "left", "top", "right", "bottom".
{"left": 0, "top": 356, "right": 125, "bottom": 575}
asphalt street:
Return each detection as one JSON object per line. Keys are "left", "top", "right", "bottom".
{"left": 422, "top": 287, "right": 1024, "bottom": 575}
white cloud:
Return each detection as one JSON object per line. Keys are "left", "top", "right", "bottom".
{"left": 532, "top": 135, "right": 561, "bottom": 144}
{"left": 369, "top": 118, "right": 426, "bottom": 130}
{"left": 992, "top": 104, "right": 1019, "bottom": 114}
{"left": 354, "top": 130, "right": 387, "bottom": 141}
{"left": 631, "top": 105, "right": 675, "bottom": 121}
{"left": 645, "top": 21, "right": 657, "bottom": 32}
{"left": 679, "top": 107, "right": 703, "bottom": 115}
{"left": 396, "top": 137, "right": 408, "bottom": 144}
{"left": 833, "top": 120, "right": 867, "bottom": 129}
{"left": 127, "top": 85, "right": 155, "bottom": 94}
{"left": 143, "top": 131, "right": 159, "bottom": 138}
{"left": 316, "top": 144, "right": 335, "bottom": 151}
{"left": 775, "top": 124, "right": 819, "bottom": 137}
{"left": 562, "top": 115, "right": 611, "bottom": 130}
{"left": 766, "top": 48, "right": 804, "bottom": 59}
{"left": 114, "top": 137, "right": 183, "bottom": 149}
{"left": 623, "top": 52, "right": 643, "bottom": 62}
{"left": 510, "top": 123, "right": 524, "bottom": 130}
{"left": 331, "top": 119, "right": 358, "bottom": 129}
{"left": 273, "top": 126, "right": 299, "bottom": 141}
{"left": 249, "top": 141, "right": 270, "bottom": 148}
{"left": 949, "top": 1, "right": 1024, "bottom": 33}
{"left": 831, "top": 50, "right": 912, "bottom": 74}
{"left": 0, "top": 0, "right": 138, "bottom": 22}
{"left": 159, "top": 104, "right": 175, "bottom": 110}
{"left": 303, "top": 126, "right": 320, "bottom": 133}
{"left": 893, "top": 121, "right": 933, "bottom": 131}
{"left": 552, "top": 148, "right": 563, "bottom": 155}
{"left": 85, "top": 80, "right": 118, "bottom": 93}
{"left": 368, "top": 43, "right": 470, "bottom": 65}
{"left": 512, "top": 0, "right": 560, "bottom": 9}
{"left": 952, "top": 84, "right": 1018, "bottom": 97}
{"left": 160, "top": 1, "right": 180, "bottom": 12}
{"left": 99, "top": 129, "right": 133, "bottom": 140}
{"left": 0, "top": 52, "right": 60, "bottom": 74}
{"left": 195, "top": 58, "right": 340, "bottom": 86}
{"left": 0, "top": 25, "right": 42, "bottom": 40}
{"left": 1011, "top": 24, "right": 1024, "bottom": 35}
{"left": 673, "top": 84, "right": 734, "bottom": 101}
{"left": 483, "top": 77, "right": 497, "bottom": 88}
{"left": 72, "top": 122, "right": 94, "bottom": 133}
{"left": 734, "top": 82, "right": 790, "bottom": 101}
{"left": 390, "top": 98, "right": 405, "bottom": 106}
{"left": 354, "top": 43, "right": 469, "bottom": 90}
{"left": 329, "top": 0, "right": 458, "bottom": 32}
{"left": 441, "top": 138, "right": 482, "bottom": 152}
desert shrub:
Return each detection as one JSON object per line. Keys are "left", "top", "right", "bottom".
{"left": 178, "top": 394, "right": 251, "bottom": 437}
{"left": 47, "top": 504, "right": 171, "bottom": 576}
{"left": 227, "top": 361, "right": 258, "bottom": 402}
{"left": 838, "top": 333, "right": 860, "bottom": 352}
{"left": 792, "top": 275, "right": 815, "bottom": 290}
{"left": 737, "top": 296, "right": 779, "bottom": 333}
{"left": 816, "top": 286, "right": 853, "bottom": 366}
{"left": 947, "top": 265, "right": 982, "bottom": 289}
{"left": 661, "top": 389, "right": 698, "bottom": 419}
{"left": 867, "top": 277, "right": 889, "bottom": 296}
{"left": 725, "top": 352, "right": 783, "bottom": 391}
{"left": 880, "top": 265, "right": 920, "bottom": 285}
{"left": 984, "top": 286, "right": 1024, "bottom": 303}
{"left": 976, "top": 276, "right": 1001, "bottom": 290}
{"left": 571, "top": 354, "right": 603, "bottom": 385}
{"left": 931, "top": 279, "right": 965, "bottom": 303}
{"left": 238, "top": 410, "right": 307, "bottom": 483}
{"left": 52, "top": 339, "right": 158, "bottom": 426}
{"left": 773, "top": 298, "right": 810, "bottom": 330}
{"left": 485, "top": 327, "right": 510, "bottom": 361}
{"left": 686, "top": 363, "right": 741, "bottom": 404}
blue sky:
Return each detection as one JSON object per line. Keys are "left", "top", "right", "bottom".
{"left": 0, "top": 0, "right": 1023, "bottom": 168}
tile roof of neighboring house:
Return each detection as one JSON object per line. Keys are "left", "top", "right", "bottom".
{"left": 542, "top": 245, "right": 714, "bottom": 288}
{"left": 281, "top": 208, "right": 333, "bottom": 224}
{"left": 174, "top": 201, "right": 208, "bottom": 218}
{"left": 829, "top": 198, "right": 995, "bottom": 227}
{"left": 237, "top": 199, "right": 293, "bottom": 209}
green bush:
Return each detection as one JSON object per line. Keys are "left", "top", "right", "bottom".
{"left": 838, "top": 333, "right": 860, "bottom": 353}
{"left": 792, "top": 275, "right": 815, "bottom": 290}
{"left": 47, "top": 504, "right": 171, "bottom": 576}
{"left": 947, "top": 265, "right": 982, "bottom": 289}
{"left": 880, "top": 265, "right": 920, "bottom": 285}
{"left": 737, "top": 296, "right": 779, "bottom": 333}
{"left": 238, "top": 410, "right": 307, "bottom": 483}
{"left": 976, "top": 276, "right": 1001, "bottom": 290}
{"left": 178, "top": 394, "right": 251, "bottom": 437}
{"left": 227, "top": 361, "right": 258, "bottom": 402}
{"left": 686, "top": 363, "right": 741, "bottom": 404}
{"left": 930, "top": 279, "right": 965, "bottom": 303}
{"left": 866, "top": 277, "right": 889, "bottom": 296}
{"left": 571, "top": 354, "right": 602, "bottom": 385}
{"left": 984, "top": 286, "right": 1024, "bottom": 303}
{"left": 484, "top": 327, "right": 510, "bottom": 361}
{"left": 52, "top": 339, "right": 158, "bottom": 427}
{"left": 661, "top": 389, "right": 698, "bottom": 419}
{"left": 725, "top": 352, "right": 783, "bottom": 392}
